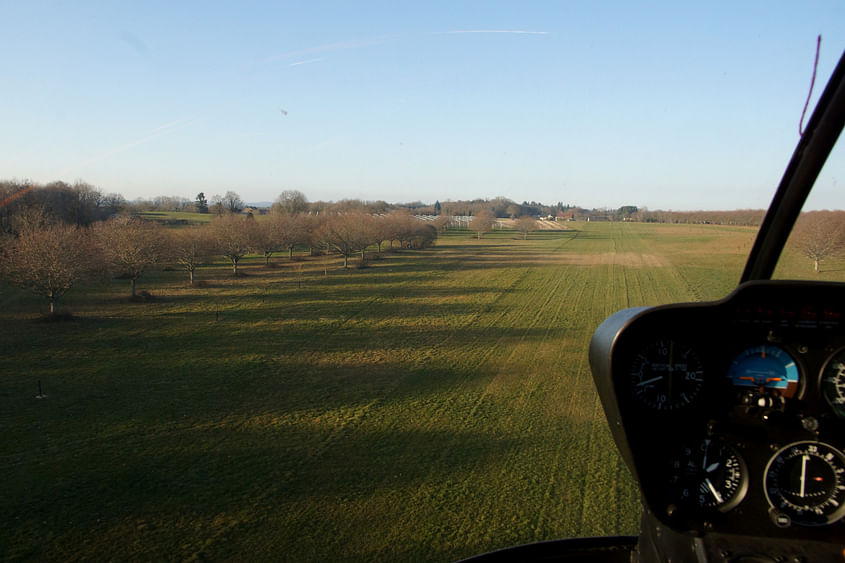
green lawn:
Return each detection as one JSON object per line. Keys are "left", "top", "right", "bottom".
{"left": 2, "top": 221, "right": 831, "bottom": 561}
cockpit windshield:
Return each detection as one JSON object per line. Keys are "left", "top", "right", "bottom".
{"left": 1, "top": 4, "right": 844, "bottom": 562}
{"left": 774, "top": 139, "right": 845, "bottom": 281}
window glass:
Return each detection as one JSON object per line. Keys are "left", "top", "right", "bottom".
{"left": 773, "top": 139, "right": 845, "bottom": 281}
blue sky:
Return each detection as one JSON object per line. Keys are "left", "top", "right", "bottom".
{"left": 1, "top": 1, "right": 843, "bottom": 210}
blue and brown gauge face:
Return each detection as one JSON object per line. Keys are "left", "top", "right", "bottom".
{"left": 727, "top": 345, "right": 800, "bottom": 399}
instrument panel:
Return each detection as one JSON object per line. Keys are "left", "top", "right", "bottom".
{"left": 589, "top": 281, "right": 845, "bottom": 543}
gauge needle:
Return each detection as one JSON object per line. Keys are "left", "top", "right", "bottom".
{"left": 705, "top": 462, "right": 720, "bottom": 473}
{"left": 705, "top": 478, "right": 724, "bottom": 504}
{"left": 667, "top": 342, "right": 674, "bottom": 401}
{"left": 636, "top": 376, "right": 663, "bottom": 386}
{"left": 800, "top": 454, "right": 808, "bottom": 498}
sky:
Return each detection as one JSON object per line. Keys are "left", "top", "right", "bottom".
{"left": 1, "top": 1, "right": 843, "bottom": 211}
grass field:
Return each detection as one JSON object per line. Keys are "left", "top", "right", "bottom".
{"left": 1, "top": 221, "right": 836, "bottom": 561}
{"left": 135, "top": 211, "right": 216, "bottom": 225}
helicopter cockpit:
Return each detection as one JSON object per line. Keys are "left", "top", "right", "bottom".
{"left": 464, "top": 51, "right": 845, "bottom": 563}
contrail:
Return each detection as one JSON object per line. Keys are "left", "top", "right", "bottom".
{"left": 439, "top": 30, "right": 549, "bottom": 35}
{"left": 52, "top": 117, "right": 202, "bottom": 178}
{"left": 147, "top": 117, "right": 195, "bottom": 134}
{"left": 48, "top": 29, "right": 547, "bottom": 180}
{"left": 289, "top": 58, "right": 324, "bottom": 67}
{"left": 49, "top": 88, "right": 260, "bottom": 179}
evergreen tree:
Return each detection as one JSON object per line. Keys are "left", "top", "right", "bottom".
{"left": 195, "top": 192, "right": 209, "bottom": 214}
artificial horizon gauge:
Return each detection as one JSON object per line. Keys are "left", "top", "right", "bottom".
{"left": 629, "top": 339, "right": 704, "bottom": 411}
{"left": 727, "top": 344, "right": 800, "bottom": 399}
{"left": 764, "top": 441, "right": 845, "bottom": 527}
{"left": 820, "top": 350, "right": 845, "bottom": 418}
{"left": 668, "top": 438, "right": 748, "bottom": 513}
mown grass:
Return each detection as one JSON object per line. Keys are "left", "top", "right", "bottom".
{"left": 3, "top": 221, "right": 837, "bottom": 561}
{"left": 135, "top": 210, "right": 215, "bottom": 226}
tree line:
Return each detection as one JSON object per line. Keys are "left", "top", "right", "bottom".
{"left": 1, "top": 201, "right": 437, "bottom": 315}
{"left": 0, "top": 179, "right": 776, "bottom": 230}
{"left": 4, "top": 180, "right": 842, "bottom": 315}
{"left": 0, "top": 179, "right": 126, "bottom": 233}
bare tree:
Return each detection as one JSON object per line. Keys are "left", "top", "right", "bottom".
{"left": 790, "top": 211, "right": 845, "bottom": 273}
{"left": 409, "top": 222, "right": 437, "bottom": 248}
{"left": 469, "top": 210, "right": 496, "bottom": 239}
{"left": 320, "top": 213, "right": 371, "bottom": 269}
{"left": 101, "top": 192, "right": 127, "bottom": 216}
{"left": 432, "top": 215, "right": 451, "bottom": 233}
{"left": 167, "top": 226, "right": 215, "bottom": 284}
{"left": 211, "top": 199, "right": 225, "bottom": 216}
{"left": 2, "top": 220, "right": 105, "bottom": 313}
{"left": 368, "top": 215, "right": 392, "bottom": 254}
{"left": 360, "top": 214, "right": 385, "bottom": 260}
{"left": 515, "top": 215, "right": 538, "bottom": 240}
{"left": 385, "top": 211, "right": 411, "bottom": 249}
{"left": 210, "top": 214, "right": 254, "bottom": 275}
{"left": 270, "top": 212, "right": 308, "bottom": 260}
{"left": 272, "top": 190, "right": 309, "bottom": 215}
{"left": 253, "top": 217, "right": 283, "bottom": 266}
{"left": 96, "top": 216, "right": 164, "bottom": 297}
{"left": 299, "top": 213, "right": 325, "bottom": 256}
{"left": 211, "top": 191, "right": 244, "bottom": 214}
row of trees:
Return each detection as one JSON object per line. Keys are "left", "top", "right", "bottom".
{"left": 130, "top": 191, "right": 244, "bottom": 215}
{"left": 410, "top": 198, "right": 575, "bottom": 219}
{"left": 0, "top": 181, "right": 271, "bottom": 229}
{"left": 633, "top": 208, "right": 766, "bottom": 226}
{"left": 4, "top": 203, "right": 843, "bottom": 315}
{"left": 2, "top": 179, "right": 776, "bottom": 232}
{"left": 1, "top": 210, "right": 437, "bottom": 314}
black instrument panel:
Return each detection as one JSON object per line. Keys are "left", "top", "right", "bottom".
{"left": 590, "top": 281, "right": 845, "bottom": 543}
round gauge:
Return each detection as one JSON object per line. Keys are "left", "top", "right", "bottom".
{"left": 727, "top": 345, "right": 800, "bottom": 399}
{"left": 821, "top": 350, "right": 845, "bottom": 418}
{"left": 764, "top": 441, "right": 845, "bottom": 527}
{"left": 629, "top": 339, "right": 704, "bottom": 411}
{"left": 669, "top": 438, "right": 748, "bottom": 512}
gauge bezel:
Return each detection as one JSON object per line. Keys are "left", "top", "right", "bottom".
{"left": 727, "top": 343, "right": 803, "bottom": 400}
{"left": 763, "top": 440, "right": 845, "bottom": 527}
{"left": 819, "top": 347, "right": 845, "bottom": 418}
{"left": 628, "top": 338, "right": 705, "bottom": 412}
{"left": 667, "top": 437, "right": 748, "bottom": 514}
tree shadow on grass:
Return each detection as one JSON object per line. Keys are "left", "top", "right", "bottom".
{"left": 36, "top": 311, "right": 78, "bottom": 323}
{"left": 0, "top": 418, "right": 529, "bottom": 561}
